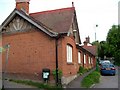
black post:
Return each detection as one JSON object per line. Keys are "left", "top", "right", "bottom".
{"left": 55, "top": 37, "right": 59, "bottom": 86}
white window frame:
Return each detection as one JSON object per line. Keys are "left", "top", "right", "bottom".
{"left": 84, "top": 54, "right": 86, "bottom": 64}
{"left": 78, "top": 52, "right": 81, "bottom": 64}
{"left": 91, "top": 58, "right": 93, "bottom": 64}
{"left": 67, "top": 45, "right": 72, "bottom": 63}
{"left": 89, "top": 56, "right": 91, "bottom": 64}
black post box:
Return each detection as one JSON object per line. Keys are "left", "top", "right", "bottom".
{"left": 42, "top": 68, "right": 50, "bottom": 82}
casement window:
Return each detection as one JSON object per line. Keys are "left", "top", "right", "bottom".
{"left": 84, "top": 54, "right": 86, "bottom": 64}
{"left": 89, "top": 56, "right": 91, "bottom": 64}
{"left": 67, "top": 44, "right": 73, "bottom": 63}
{"left": 78, "top": 52, "right": 81, "bottom": 64}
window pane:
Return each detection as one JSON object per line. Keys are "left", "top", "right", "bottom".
{"left": 70, "top": 46, "right": 72, "bottom": 62}
{"left": 89, "top": 57, "right": 91, "bottom": 64}
{"left": 84, "top": 54, "right": 86, "bottom": 64}
{"left": 67, "top": 45, "right": 72, "bottom": 63}
{"left": 78, "top": 52, "right": 81, "bottom": 64}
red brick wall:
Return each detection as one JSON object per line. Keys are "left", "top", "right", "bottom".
{"left": 2, "top": 30, "right": 56, "bottom": 80}
{"left": 59, "top": 36, "right": 79, "bottom": 77}
{"left": 2, "top": 29, "right": 96, "bottom": 81}
{"left": 93, "top": 57, "right": 96, "bottom": 67}
{"left": 57, "top": 36, "right": 96, "bottom": 77}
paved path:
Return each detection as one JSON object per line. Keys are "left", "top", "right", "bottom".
{"left": 93, "top": 66, "right": 118, "bottom": 88}
{"left": 118, "top": 67, "right": 120, "bottom": 89}
{"left": 0, "top": 79, "right": 37, "bottom": 89}
{"left": 66, "top": 68, "right": 96, "bottom": 88}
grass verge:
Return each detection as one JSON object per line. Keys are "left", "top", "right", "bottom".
{"left": 9, "top": 79, "right": 62, "bottom": 90}
{"left": 81, "top": 70, "right": 100, "bottom": 88}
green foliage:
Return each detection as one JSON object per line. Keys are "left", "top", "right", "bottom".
{"left": 106, "top": 25, "right": 120, "bottom": 64}
{"left": 92, "top": 41, "right": 100, "bottom": 57}
{"left": 0, "top": 47, "right": 5, "bottom": 53}
{"left": 52, "top": 69, "right": 62, "bottom": 79}
{"left": 9, "top": 79, "right": 63, "bottom": 90}
{"left": 78, "top": 66, "right": 88, "bottom": 75}
{"left": 81, "top": 71, "right": 100, "bottom": 88}
{"left": 92, "top": 25, "right": 120, "bottom": 65}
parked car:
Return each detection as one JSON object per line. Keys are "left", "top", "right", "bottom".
{"left": 98, "top": 60, "right": 111, "bottom": 68}
{"left": 100, "top": 63, "right": 116, "bottom": 75}
{"left": 102, "top": 60, "right": 111, "bottom": 64}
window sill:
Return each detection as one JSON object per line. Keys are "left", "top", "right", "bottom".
{"left": 67, "top": 62, "right": 74, "bottom": 65}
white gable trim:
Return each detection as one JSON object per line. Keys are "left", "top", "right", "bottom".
{"left": 0, "top": 9, "right": 58, "bottom": 37}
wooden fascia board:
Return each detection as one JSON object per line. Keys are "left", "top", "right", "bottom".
{"left": 73, "top": 10, "right": 81, "bottom": 44}
{"left": 0, "top": 9, "right": 16, "bottom": 31}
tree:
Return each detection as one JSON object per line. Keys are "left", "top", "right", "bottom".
{"left": 91, "top": 40, "right": 100, "bottom": 57}
{"left": 106, "top": 25, "right": 120, "bottom": 64}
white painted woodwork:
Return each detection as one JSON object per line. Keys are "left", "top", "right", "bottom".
{"left": 2, "top": 16, "right": 33, "bottom": 34}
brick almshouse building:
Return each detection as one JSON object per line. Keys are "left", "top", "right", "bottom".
{"left": 1, "top": 0, "right": 96, "bottom": 85}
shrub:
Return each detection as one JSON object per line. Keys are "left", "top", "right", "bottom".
{"left": 81, "top": 71, "right": 100, "bottom": 88}
{"left": 52, "top": 69, "right": 62, "bottom": 79}
{"left": 78, "top": 66, "right": 88, "bottom": 75}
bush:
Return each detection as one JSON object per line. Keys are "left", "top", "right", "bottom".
{"left": 81, "top": 71, "right": 100, "bottom": 88}
{"left": 52, "top": 69, "right": 62, "bottom": 79}
{"left": 78, "top": 66, "right": 88, "bottom": 75}
{"left": 81, "top": 76, "right": 94, "bottom": 88}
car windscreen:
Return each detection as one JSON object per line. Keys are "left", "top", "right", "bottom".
{"left": 102, "top": 64, "right": 114, "bottom": 68}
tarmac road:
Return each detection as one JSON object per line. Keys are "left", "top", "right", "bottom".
{"left": 93, "top": 66, "right": 118, "bottom": 88}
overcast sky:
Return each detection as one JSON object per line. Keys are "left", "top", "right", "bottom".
{"left": 0, "top": 0, "right": 119, "bottom": 43}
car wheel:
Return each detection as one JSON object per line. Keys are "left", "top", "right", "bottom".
{"left": 100, "top": 72, "right": 103, "bottom": 76}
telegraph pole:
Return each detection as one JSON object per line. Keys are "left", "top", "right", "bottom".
{"left": 95, "top": 24, "right": 98, "bottom": 41}
{"left": 2, "top": 44, "right": 10, "bottom": 89}
{"left": 95, "top": 25, "right": 99, "bottom": 71}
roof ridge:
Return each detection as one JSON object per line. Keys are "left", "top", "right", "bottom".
{"left": 30, "top": 7, "right": 75, "bottom": 15}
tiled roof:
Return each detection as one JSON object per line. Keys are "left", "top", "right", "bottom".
{"left": 30, "top": 7, "right": 75, "bottom": 33}
{"left": 1, "top": 9, "right": 57, "bottom": 37}
{"left": 17, "top": 9, "right": 57, "bottom": 35}
{"left": 82, "top": 46, "right": 97, "bottom": 56}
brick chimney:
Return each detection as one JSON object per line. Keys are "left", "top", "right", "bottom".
{"left": 16, "top": 0, "right": 30, "bottom": 14}
{"left": 83, "top": 41, "right": 87, "bottom": 46}
{"left": 83, "top": 36, "right": 90, "bottom": 46}
{"left": 86, "top": 36, "right": 90, "bottom": 43}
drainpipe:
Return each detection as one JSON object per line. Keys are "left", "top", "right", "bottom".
{"left": 55, "top": 33, "right": 62, "bottom": 86}
{"left": 55, "top": 33, "right": 64, "bottom": 86}
{"left": 55, "top": 37, "right": 59, "bottom": 86}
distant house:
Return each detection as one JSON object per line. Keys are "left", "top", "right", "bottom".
{"left": 82, "top": 36, "right": 97, "bottom": 68}
{"left": 1, "top": 0, "right": 96, "bottom": 84}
